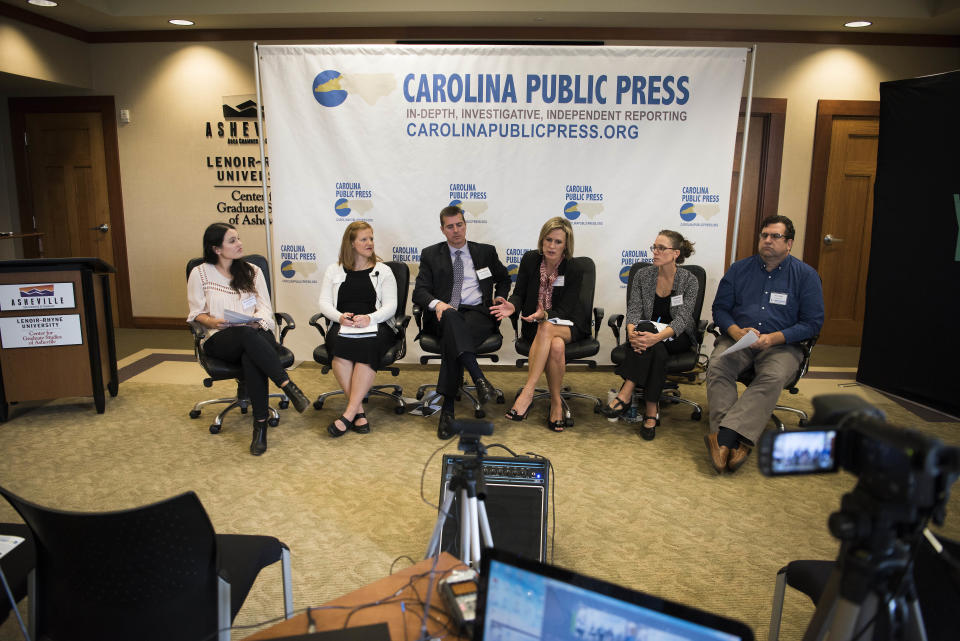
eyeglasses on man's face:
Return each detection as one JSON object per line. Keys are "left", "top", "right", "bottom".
{"left": 759, "top": 232, "right": 790, "bottom": 241}
{"left": 650, "top": 245, "right": 677, "bottom": 253}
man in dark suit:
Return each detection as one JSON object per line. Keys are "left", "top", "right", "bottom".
{"left": 413, "top": 205, "right": 511, "bottom": 439}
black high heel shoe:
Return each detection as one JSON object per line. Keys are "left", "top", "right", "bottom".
{"left": 546, "top": 416, "right": 565, "bottom": 432}
{"left": 600, "top": 397, "right": 629, "bottom": 421}
{"left": 505, "top": 395, "right": 533, "bottom": 421}
{"left": 639, "top": 413, "right": 660, "bottom": 441}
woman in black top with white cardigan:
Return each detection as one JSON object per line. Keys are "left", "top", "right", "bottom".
{"left": 600, "top": 230, "right": 698, "bottom": 440}
{"left": 491, "top": 217, "right": 589, "bottom": 432}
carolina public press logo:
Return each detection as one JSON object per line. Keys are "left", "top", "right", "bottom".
{"left": 619, "top": 249, "right": 651, "bottom": 285}
{"left": 449, "top": 182, "right": 489, "bottom": 223}
{"left": 678, "top": 186, "right": 721, "bottom": 227}
{"left": 334, "top": 182, "right": 374, "bottom": 219}
{"left": 563, "top": 184, "right": 604, "bottom": 225}
{"left": 505, "top": 248, "right": 533, "bottom": 283}
{"left": 312, "top": 70, "right": 397, "bottom": 108}
{"left": 279, "top": 244, "right": 318, "bottom": 282}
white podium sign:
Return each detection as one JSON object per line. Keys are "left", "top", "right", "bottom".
{"left": 0, "top": 314, "right": 83, "bottom": 348}
{"left": 0, "top": 282, "right": 76, "bottom": 311}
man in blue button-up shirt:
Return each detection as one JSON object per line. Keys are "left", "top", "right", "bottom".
{"left": 704, "top": 215, "right": 824, "bottom": 474}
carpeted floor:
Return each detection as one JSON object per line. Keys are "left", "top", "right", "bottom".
{"left": 0, "top": 355, "right": 958, "bottom": 640}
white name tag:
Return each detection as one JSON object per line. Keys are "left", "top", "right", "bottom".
{"left": 241, "top": 295, "right": 257, "bottom": 310}
{"left": 671, "top": 294, "right": 683, "bottom": 306}
{"left": 476, "top": 267, "right": 492, "bottom": 280}
{"left": 770, "top": 292, "right": 788, "bottom": 305}
{"left": 553, "top": 275, "right": 565, "bottom": 287}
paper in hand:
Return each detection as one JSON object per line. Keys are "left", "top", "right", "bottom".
{"left": 714, "top": 331, "right": 758, "bottom": 358}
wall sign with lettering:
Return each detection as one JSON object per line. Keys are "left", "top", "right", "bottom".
{"left": 0, "top": 282, "right": 75, "bottom": 311}
{"left": 0, "top": 315, "right": 83, "bottom": 348}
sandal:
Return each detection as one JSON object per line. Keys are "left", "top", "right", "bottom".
{"left": 639, "top": 414, "right": 660, "bottom": 441}
{"left": 547, "top": 414, "right": 565, "bottom": 432}
{"left": 328, "top": 415, "right": 352, "bottom": 438}
{"left": 505, "top": 394, "right": 533, "bottom": 421}
{"left": 600, "top": 397, "right": 629, "bottom": 421}
{"left": 351, "top": 412, "right": 370, "bottom": 434}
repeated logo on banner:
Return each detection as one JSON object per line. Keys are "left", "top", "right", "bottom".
{"left": 258, "top": 45, "right": 747, "bottom": 363}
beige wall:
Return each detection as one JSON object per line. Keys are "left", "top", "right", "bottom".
{"left": 1, "top": 26, "right": 958, "bottom": 320}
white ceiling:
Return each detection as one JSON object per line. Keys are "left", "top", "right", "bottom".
{"left": 3, "top": 0, "right": 960, "bottom": 35}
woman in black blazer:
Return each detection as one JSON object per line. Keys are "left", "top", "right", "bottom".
{"left": 491, "top": 217, "right": 588, "bottom": 431}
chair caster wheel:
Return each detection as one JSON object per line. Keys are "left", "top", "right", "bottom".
{"left": 692, "top": 409, "right": 702, "bottom": 421}
{"left": 189, "top": 410, "right": 201, "bottom": 419}
{"left": 278, "top": 400, "right": 289, "bottom": 410}
{"left": 566, "top": 419, "right": 575, "bottom": 427}
{"left": 474, "top": 409, "right": 486, "bottom": 419}
{"left": 313, "top": 400, "right": 323, "bottom": 410}
{"left": 268, "top": 417, "right": 279, "bottom": 427}
{"left": 209, "top": 424, "right": 221, "bottom": 434}
{"left": 593, "top": 404, "right": 601, "bottom": 414}
{"left": 415, "top": 390, "right": 424, "bottom": 400}
{"left": 240, "top": 407, "right": 248, "bottom": 414}
{"left": 395, "top": 406, "right": 406, "bottom": 415}
{"left": 798, "top": 419, "right": 807, "bottom": 427}
{"left": 392, "top": 389, "right": 403, "bottom": 397}
{"left": 496, "top": 395, "right": 505, "bottom": 404}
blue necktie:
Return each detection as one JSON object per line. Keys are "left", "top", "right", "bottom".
{"left": 450, "top": 250, "right": 463, "bottom": 309}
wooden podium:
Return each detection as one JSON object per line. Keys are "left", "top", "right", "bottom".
{"left": 0, "top": 258, "right": 118, "bottom": 421}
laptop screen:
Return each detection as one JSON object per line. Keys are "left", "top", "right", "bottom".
{"left": 476, "top": 548, "right": 754, "bottom": 641}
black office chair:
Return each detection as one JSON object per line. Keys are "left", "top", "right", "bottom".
{"left": 0, "top": 522, "right": 33, "bottom": 633}
{"left": 607, "top": 262, "right": 708, "bottom": 421}
{"left": 412, "top": 306, "right": 506, "bottom": 420}
{"left": 511, "top": 256, "right": 605, "bottom": 427}
{"left": 308, "top": 261, "right": 412, "bottom": 414}
{"left": 769, "top": 535, "right": 960, "bottom": 641}
{"left": 186, "top": 255, "right": 297, "bottom": 434}
{"left": 0, "top": 486, "right": 293, "bottom": 641}
{"left": 706, "top": 323, "right": 817, "bottom": 430}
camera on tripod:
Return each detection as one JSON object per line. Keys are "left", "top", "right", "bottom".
{"left": 757, "top": 394, "right": 960, "bottom": 641}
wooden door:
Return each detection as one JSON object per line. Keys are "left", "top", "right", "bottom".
{"left": 19, "top": 111, "right": 120, "bottom": 323}
{"left": 804, "top": 101, "right": 880, "bottom": 345}
{"left": 726, "top": 98, "right": 786, "bottom": 267}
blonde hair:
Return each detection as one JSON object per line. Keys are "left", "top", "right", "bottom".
{"left": 338, "top": 221, "right": 382, "bottom": 270}
{"left": 537, "top": 217, "right": 574, "bottom": 260}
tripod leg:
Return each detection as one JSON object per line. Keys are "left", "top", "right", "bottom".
{"left": 465, "top": 495, "right": 482, "bottom": 568}
{"left": 803, "top": 569, "right": 842, "bottom": 641}
{"left": 425, "top": 482, "right": 455, "bottom": 559}
{"left": 460, "top": 489, "right": 472, "bottom": 564}
{"left": 477, "top": 498, "right": 495, "bottom": 550}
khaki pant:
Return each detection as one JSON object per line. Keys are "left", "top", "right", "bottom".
{"left": 706, "top": 336, "right": 803, "bottom": 445}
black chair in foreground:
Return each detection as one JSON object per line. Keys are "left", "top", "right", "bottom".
{"left": 309, "top": 260, "right": 412, "bottom": 414}
{"left": 706, "top": 322, "right": 817, "bottom": 430}
{"left": 511, "top": 256, "right": 604, "bottom": 427}
{"left": 186, "top": 254, "right": 297, "bottom": 434}
{"left": 0, "top": 486, "right": 293, "bottom": 641}
{"left": 607, "top": 262, "right": 708, "bottom": 421}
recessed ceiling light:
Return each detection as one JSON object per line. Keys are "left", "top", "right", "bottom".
{"left": 168, "top": 19, "right": 195, "bottom": 26}
{"left": 27, "top": 0, "right": 58, "bottom": 7}
{"left": 844, "top": 20, "right": 873, "bottom": 28}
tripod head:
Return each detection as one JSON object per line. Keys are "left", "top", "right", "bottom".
{"left": 451, "top": 418, "right": 494, "bottom": 459}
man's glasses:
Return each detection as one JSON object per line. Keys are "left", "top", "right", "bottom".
{"left": 650, "top": 245, "right": 676, "bottom": 253}
{"left": 759, "top": 232, "right": 790, "bottom": 240}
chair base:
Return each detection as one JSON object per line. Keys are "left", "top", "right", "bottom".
{"left": 417, "top": 382, "right": 505, "bottom": 419}
{"left": 771, "top": 405, "right": 809, "bottom": 431}
{"left": 313, "top": 385, "right": 407, "bottom": 415}
{"left": 189, "top": 393, "right": 285, "bottom": 434}
{"left": 623, "top": 383, "right": 704, "bottom": 423}
{"left": 515, "top": 386, "right": 603, "bottom": 428}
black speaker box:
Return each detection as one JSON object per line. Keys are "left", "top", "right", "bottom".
{"left": 437, "top": 455, "right": 549, "bottom": 562}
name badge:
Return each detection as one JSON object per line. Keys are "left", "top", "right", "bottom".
{"left": 553, "top": 275, "right": 565, "bottom": 287}
{"left": 476, "top": 267, "right": 492, "bottom": 280}
{"left": 671, "top": 294, "right": 683, "bottom": 306}
{"left": 241, "top": 295, "right": 256, "bottom": 310}
{"left": 770, "top": 292, "right": 788, "bottom": 305}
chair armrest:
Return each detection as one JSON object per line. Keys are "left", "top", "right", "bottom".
{"left": 508, "top": 312, "right": 519, "bottom": 338}
{"left": 607, "top": 313, "right": 624, "bottom": 345}
{"left": 705, "top": 321, "right": 720, "bottom": 339}
{"left": 397, "top": 314, "right": 412, "bottom": 332}
{"left": 592, "top": 307, "right": 605, "bottom": 339}
{"left": 308, "top": 312, "right": 328, "bottom": 338}
{"left": 412, "top": 303, "right": 424, "bottom": 339}
{"left": 187, "top": 320, "right": 206, "bottom": 358}
{"left": 275, "top": 312, "right": 295, "bottom": 344}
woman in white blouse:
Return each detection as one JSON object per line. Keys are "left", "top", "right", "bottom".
{"left": 317, "top": 221, "right": 397, "bottom": 437}
{"left": 187, "top": 222, "right": 310, "bottom": 455}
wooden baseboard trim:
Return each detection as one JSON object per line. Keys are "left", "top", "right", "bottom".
{"left": 131, "top": 316, "right": 186, "bottom": 330}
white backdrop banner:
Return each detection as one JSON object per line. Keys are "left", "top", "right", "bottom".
{"left": 257, "top": 44, "right": 747, "bottom": 365}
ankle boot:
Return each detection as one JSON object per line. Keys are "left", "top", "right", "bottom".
{"left": 250, "top": 421, "right": 268, "bottom": 456}
{"left": 283, "top": 379, "right": 309, "bottom": 413}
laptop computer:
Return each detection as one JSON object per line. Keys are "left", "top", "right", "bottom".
{"left": 475, "top": 548, "right": 754, "bottom": 641}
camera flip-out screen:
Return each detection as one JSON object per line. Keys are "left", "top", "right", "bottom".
{"left": 768, "top": 429, "right": 838, "bottom": 475}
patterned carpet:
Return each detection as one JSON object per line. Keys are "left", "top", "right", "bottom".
{"left": 1, "top": 355, "right": 958, "bottom": 640}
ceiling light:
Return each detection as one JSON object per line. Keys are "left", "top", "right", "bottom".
{"left": 27, "top": 1, "right": 58, "bottom": 7}
{"left": 844, "top": 21, "right": 873, "bottom": 28}
{"left": 168, "top": 19, "right": 195, "bottom": 26}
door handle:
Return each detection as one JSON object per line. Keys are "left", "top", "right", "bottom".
{"left": 91, "top": 223, "right": 109, "bottom": 233}
{"left": 823, "top": 234, "right": 844, "bottom": 246}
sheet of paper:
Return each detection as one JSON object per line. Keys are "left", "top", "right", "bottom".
{"left": 714, "top": 331, "right": 758, "bottom": 358}
{"left": 547, "top": 317, "right": 574, "bottom": 326}
{"left": 0, "top": 534, "right": 25, "bottom": 560}
{"left": 223, "top": 309, "right": 262, "bottom": 326}
{"left": 338, "top": 322, "right": 378, "bottom": 335}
